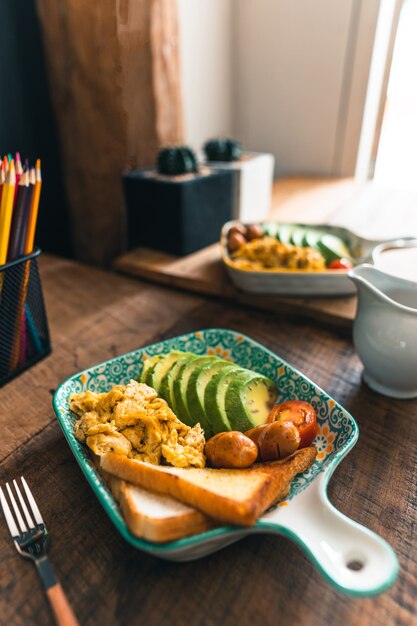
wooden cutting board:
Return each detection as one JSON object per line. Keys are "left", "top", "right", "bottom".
{"left": 113, "top": 243, "right": 357, "bottom": 329}
{"left": 114, "top": 176, "right": 417, "bottom": 329}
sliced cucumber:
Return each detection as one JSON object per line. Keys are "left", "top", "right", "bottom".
{"left": 225, "top": 371, "right": 278, "bottom": 431}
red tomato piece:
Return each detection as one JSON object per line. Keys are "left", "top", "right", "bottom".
{"left": 328, "top": 258, "right": 353, "bottom": 270}
{"left": 267, "top": 400, "right": 318, "bottom": 448}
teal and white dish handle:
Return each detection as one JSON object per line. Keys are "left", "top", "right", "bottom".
{"left": 258, "top": 474, "right": 399, "bottom": 597}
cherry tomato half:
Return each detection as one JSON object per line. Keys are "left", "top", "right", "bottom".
{"left": 328, "top": 258, "right": 353, "bottom": 270}
{"left": 267, "top": 400, "right": 318, "bottom": 448}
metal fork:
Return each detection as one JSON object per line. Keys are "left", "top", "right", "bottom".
{"left": 0, "top": 477, "right": 79, "bottom": 626}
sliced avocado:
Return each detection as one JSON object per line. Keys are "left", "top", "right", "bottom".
{"left": 159, "top": 352, "right": 194, "bottom": 403}
{"left": 149, "top": 351, "right": 188, "bottom": 393}
{"left": 225, "top": 371, "right": 278, "bottom": 432}
{"left": 204, "top": 364, "right": 243, "bottom": 434}
{"left": 276, "top": 224, "right": 295, "bottom": 244}
{"left": 186, "top": 358, "right": 231, "bottom": 438}
{"left": 317, "top": 233, "right": 352, "bottom": 264}
{"left": 303, "top": 228, "right": 326, "bottom": 250}
{"left": 139, "top": 354, "right": 164, "bottom": 385}
{"left": 263, "top": 222, "right": 278, "bottom": 238}
{"left": 290, "top": 227, "right": 307, "bottom": 247}
{"left": 177, "top": 355, "right": 221, "bottom": 434}
{"left": 172, "top": 355, "right": 207, "bottom": 426}
{"left": 167, "top": 354, "right": 199, "bottom": 418}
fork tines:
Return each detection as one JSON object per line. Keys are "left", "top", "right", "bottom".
{"left": 0, "top": 477, "right": 44, "bottom": 538}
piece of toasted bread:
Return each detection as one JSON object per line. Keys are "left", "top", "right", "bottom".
{"left": 119, "top": 479, "right": 216, "bottom": 542}
{"left": 100, "top": 447, "right": 316, "bottom": 527}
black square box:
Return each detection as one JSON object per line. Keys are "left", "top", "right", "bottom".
{"left": 123, "top": 169, "right": 234, "bottom": 255}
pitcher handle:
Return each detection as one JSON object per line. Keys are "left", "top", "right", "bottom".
{"left": 371, "top": 237, "right": 417, "bottom": 264}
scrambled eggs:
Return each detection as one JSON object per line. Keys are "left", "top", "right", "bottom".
{"left": 70, "top": 380, "right": 205, "bottom": 468}
{"left": 231, "top": 236, "right": 325, "bottom": 271}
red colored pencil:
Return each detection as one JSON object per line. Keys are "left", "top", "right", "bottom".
{"left": 14, "top": 153, "right": 23, "bottom": 205}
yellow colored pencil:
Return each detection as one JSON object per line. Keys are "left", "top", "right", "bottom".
{"left": 0, "top": 165, "right": 5, "bottom": 207}
{"left": 24, "top": 159, "right": 42, "bottom": 254}
{"left": 0, "top": 161, "right": 16, "bottom": 265}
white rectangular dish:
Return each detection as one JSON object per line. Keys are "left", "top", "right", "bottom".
{"left": 220, "top": 221, "right": 413, "bottom": 296}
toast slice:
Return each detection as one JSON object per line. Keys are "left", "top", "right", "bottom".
{"left": 109, "top": 476, "right": 216, "bottom": 542}
{"left": 101, "top": 447, "right": 316, "bottom": 527}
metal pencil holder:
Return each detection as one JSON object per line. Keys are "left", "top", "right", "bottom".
{"left": 0, "top": 248, "right": 51, "bottom": 386}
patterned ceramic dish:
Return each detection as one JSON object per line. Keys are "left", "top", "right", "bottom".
{"left": 220, "top": 220, "right": 415, "bottom": 296}
{"left": 53, "top": 329, "right": 398, "bottom": 596}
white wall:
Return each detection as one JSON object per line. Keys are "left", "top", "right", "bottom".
{"left": 178, "top": 0, "right": 380, "bottom": 175}
{"left": 178, "top": 0, "right": 234, "bottom": 154}
{"left": 234, "top": 0, "right": 352, "bottom": 175}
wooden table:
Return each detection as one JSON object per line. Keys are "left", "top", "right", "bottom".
{"left": 0, "top": 254, "right": 415, "bottom": 626}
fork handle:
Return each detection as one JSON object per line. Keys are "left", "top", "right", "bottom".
{"left": 36, "top": 557, "right": 80, "bottom": 626}
{"left": 47, "top": 584, "right": 80, "bottom": 626}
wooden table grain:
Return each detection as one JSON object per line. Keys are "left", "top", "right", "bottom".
{"left": 0, "top": 254, "right": 415, "bottom": 626}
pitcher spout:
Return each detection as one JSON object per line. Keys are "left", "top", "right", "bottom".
{"left": 348, "top": 264, "right": 387, "bottom": 304}
{"left": 348, "top": 263, "right": 417, "bottom": 313}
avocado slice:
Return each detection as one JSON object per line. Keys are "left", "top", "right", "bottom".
{"left": 172, "top": 355, "right": 210, "bottom": 426}
{"left": 148, "top": 351, "right": 188, "bottom": 393}
{"left": 276, "top": 224, "right": 295, "bottom": 244}
{"left": 203, "top": 364, "right": 243, "bottom": 434}
{"left": 263, "top": 222, "right": 278, "bottom": 238}
{"left": 317, "top": 233, "right": 352, "bottom": 263}
{"left": 303, "top": 228, "right": 326, "bottom": 250}
{"left": 224, "top": 371, "right": 278, "bottom": 431}
{"left": 176, "top": 355, "right": 221, "bottom": 435}
{"left": 186, "top": 358, "right": 232, "bottom": 438}
{"left": 290, "top": 227, "right": 307, "bottom": 247}
{"left": 159, "top": 352, "right": 194, "bottom": 403}
{"left": 139, "top": 354, "right": 164, "bottom": 386}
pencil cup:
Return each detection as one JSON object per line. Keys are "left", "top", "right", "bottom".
{"left": 0, "top": 248, "right": 51, "bottom": 386}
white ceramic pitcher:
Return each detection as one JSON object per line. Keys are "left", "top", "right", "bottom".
{"left": 348, "top": 264, "right": 417, "bottom": 398}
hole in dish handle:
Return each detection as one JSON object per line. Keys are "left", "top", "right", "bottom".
{"left": 268, "top": 485, "right": 398, "bottom": 596}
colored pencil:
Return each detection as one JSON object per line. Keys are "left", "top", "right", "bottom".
{"left": 7, "top": 170, "right": 30, "bottom": 261}
{"left": 0, "top": 152, "right": 43, "bottom": 377}
{"left": 0, "top": 161, "right": 16, "bottom": 265}
{"left": 8, "top": 168, "right": 32, "bottom": 369}
{"left": 14, "top": 153, "right": 23, "bottom": 204}
{"left": 15, "top": 153, "right": 23, "bottom": 179}
{"left": 0, "top": 165, "right": 5, "bottom": 208}
{"left": 24, "top": 160, "right": 42, "bottom": 254}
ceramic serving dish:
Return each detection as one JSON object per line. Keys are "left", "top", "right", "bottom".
{"left": 221, "top": 221, "right": 414, "bottom": 296}
{"left": 53, "top": 329, "right": 398, "bottom": 596}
